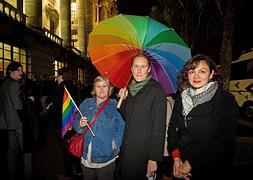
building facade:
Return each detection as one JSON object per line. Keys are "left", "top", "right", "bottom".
{"left": 0, "top": 0, "right": 118, "bottom": 84}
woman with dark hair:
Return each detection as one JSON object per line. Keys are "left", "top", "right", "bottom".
{"left": 168, "top": 54, "right": 239, "bottom": 180}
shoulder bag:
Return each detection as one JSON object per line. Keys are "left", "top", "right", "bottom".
{"left": 68, "top": 98, "right": 110, "bottom": 157}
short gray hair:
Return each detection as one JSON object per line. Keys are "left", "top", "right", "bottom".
{"left": 91, "top": 75, "right": 114, "bottom": 96}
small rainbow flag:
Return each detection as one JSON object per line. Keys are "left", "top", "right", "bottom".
{"left": 62, "top": 86, "right": 78, "bottom": 138}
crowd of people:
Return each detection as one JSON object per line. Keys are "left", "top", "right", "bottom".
{"left": 0, "top": 53, "right": 239, "bottom": 180}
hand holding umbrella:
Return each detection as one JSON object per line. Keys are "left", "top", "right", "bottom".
{"left": 117, "top": 87, "right": 128, "bottom": 108}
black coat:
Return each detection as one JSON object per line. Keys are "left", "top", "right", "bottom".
{"left": 119, "top": 79, "right": 167, "bottom": 180}
{"left": 20, "top": 98, "right": 40, "bottom": 153}
{"left": 168, "top": 88, "right": 239, "bottom": 179}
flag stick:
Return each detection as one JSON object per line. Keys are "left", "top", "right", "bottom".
{"left": 64, "top": 86, "right": 95, "bottom": 137}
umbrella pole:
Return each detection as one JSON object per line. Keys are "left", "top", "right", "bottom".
{"left": 117, "top": 96, "right": 124, "bottom": 109}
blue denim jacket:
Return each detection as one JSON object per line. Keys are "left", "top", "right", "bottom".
{"left": 73, "top": 98, "right": 125, "bottom": 163}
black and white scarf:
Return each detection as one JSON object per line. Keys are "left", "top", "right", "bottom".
{"left": 181, "top": 81, "right": 218, "bottom": 116}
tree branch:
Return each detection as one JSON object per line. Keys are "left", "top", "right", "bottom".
{"left": 215, "top": 0, "right": 223, "bottom": 16}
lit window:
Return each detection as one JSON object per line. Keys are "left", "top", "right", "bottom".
{"left": 78, "top": 68, "right": 85, "bottom": 83}
{"left": 54, "top": 60, "right": 67, "bottom": 76}
{"left": 4, "top": 44, "right": 11, "bottom": 50}
{"left": 0, "top": 42, "right": 28, "bottom": 78}
{"left": 0, "top": 48, "right": 3, "bottom": 58}
{"left": 4, "top": 50, "right": 11, "bottom": 60}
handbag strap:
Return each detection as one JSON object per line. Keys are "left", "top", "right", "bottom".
{"left": 83, "top": 98, "right": 110, "bottom": 134}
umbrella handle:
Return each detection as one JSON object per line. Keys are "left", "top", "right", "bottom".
{"left": 117, "top": 96, "right": 124, "bottom": 109}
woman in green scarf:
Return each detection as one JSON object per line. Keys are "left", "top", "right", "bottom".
{"left": 118, "top": 53, "right": 167, "bottom": 180}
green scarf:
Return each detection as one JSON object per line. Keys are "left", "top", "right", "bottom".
{"left": 129, "top": 75, "right": 152, "bottom": 96}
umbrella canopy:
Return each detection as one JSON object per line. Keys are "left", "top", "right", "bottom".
{"left": 88, "top": 14, "right": 191, "bottom": 95}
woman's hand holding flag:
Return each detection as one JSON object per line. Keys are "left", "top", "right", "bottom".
{"left": 80, "top": 117, "right": 88, "bottom": 128}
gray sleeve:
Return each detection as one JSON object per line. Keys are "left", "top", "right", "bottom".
{"left": 9, "top": 82, "right": 23, "bottom": 110}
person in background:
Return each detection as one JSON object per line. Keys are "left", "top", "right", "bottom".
{"left": 0, "top": 62, "right": 24, "bottom": 180}
{"left": 18, "top": 74, "right": 41, "bottom": 180}
{"left": 168, "top": 54, "right": 239, "bottom": 180}
{"left": 52, "top": 67, "right": 81, "bottom": 180}
{"left": 73, "top": 75, "right": 125, "bottom": 180}
{"left": 118, "top": 53, "right": 167, "bottom": 180}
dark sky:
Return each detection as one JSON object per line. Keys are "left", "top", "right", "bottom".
{"left": 117, "top": 0, "right": 253, "bottom": 60}
{"left": 117, "top": 0, "right": 153, "bottom": 15}
{"left": 233, "top": 2, "right": 253, "bottom": 57}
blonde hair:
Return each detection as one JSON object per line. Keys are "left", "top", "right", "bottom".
{"left": 132, "top": 52, "right": 151, "bottom": 67}
{"left": 91, "top": 75, "right": 114, "bottom": 96}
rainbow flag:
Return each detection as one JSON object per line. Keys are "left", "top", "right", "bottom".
{"left": 62, "top": 86, "right": 78, "bottom": 138}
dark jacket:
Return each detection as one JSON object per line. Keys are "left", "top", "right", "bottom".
{"left": 0, "top": 78, "right": 23, "bottom": 130}
{"left": 19, "top": 98, "right": 40, "bottom": 153}
{"left": 168, "top": 88, "right": 239, "bottom": 179}
{"left": 119, "top": 79, "right": 167, "bottom": 180}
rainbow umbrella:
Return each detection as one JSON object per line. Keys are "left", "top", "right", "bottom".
{"left": 88, "top": 14, "right": 191, "bottom": 95}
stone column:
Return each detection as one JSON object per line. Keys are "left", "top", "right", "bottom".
{"left": 25, "top": 0, "right": 42, "bottom": 28}
{"left": 17, "top": 0, "right": 23, "bottom": 13}
{"left": 60, "top": 0, "right": 71, "bottom": 47}
{"left": 77, "top": 0, "right": 86, "bottom": 56}
{"left": 100, "top": 6, "right": 108, "bottom": 21}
